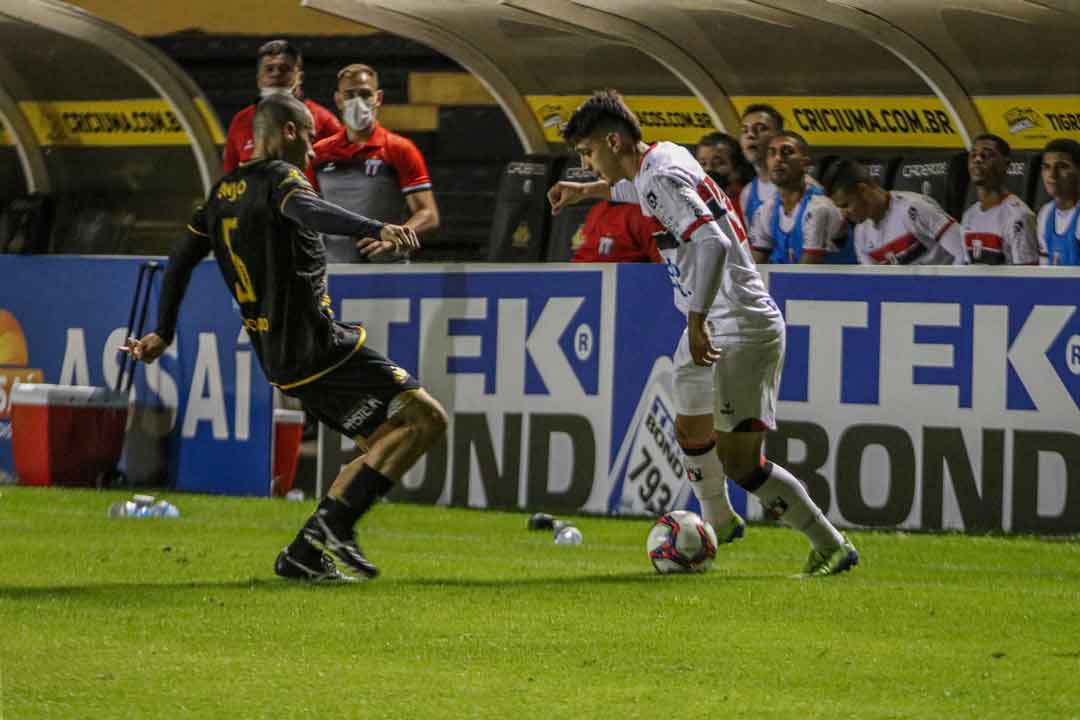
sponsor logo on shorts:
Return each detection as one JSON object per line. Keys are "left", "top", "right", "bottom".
{"left": 719, "top": 401, "right": 734, "bottom": 416}
{"left": 342, "top": 396, "right": 384, "bottom": 434}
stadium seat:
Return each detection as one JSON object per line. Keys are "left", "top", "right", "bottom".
{"left": 1030, "top": 153, "right": 1051, "bottom": 210}
{"left": 426, "top": 163, "right": 500, "bottom": 262}
{"left": 815, "top": 155, "right": 899, "bottom": 192}
{"left": 488, "top": 155, "right": 562, "bottom": 262}
{"left": 859, "top": 156, "right": 900, "bottom": 190}
{"left": 888, "top": 153, "right": 969, "bottom": 217}
{"left": 0, "top": 194, "right": 54, "bottom": 254}
{"left": 546, "top": 163, "right": 600, "bottom": 261}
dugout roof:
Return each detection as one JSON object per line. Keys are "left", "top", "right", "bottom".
{"left": 303, "top": 0, "right": 1080, "bottom": 153}
{"left": 0, "top": 0, "right": 223, "bottom": 251}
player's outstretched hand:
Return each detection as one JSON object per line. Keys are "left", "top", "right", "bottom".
{"left": 358, "top": 224, "right": 420, "bottom": 258}
{"left": 120, "top": 332, "right": 167, "bottom": 364}
{"left": 547, "top": 181, "right": 587, "bottom": 215}
{"left": 688, "top": 319, "right": 721, "bottom": 367}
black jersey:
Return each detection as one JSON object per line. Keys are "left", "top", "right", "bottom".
{"left": 184, "top": 159, "right": 363, "bottom": 389}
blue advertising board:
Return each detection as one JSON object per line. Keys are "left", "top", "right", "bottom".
{"left": 0, "top": 256, "right": 272, "bottom": 495}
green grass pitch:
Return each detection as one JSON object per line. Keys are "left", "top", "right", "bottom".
{"left": 2, "top": 486, "right": 1079, "bottom": 719}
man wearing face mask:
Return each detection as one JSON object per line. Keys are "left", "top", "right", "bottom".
{"left": 696, "top": 132, "right": 754, "bottom": 227}
{"left": 310, "top": 63, "right": 440, "bottom": 263}
{"left": 222, "top": 39, "right": 342, "bottom": 174}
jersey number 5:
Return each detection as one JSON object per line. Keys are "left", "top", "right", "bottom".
{"left": 221, "top": 217, "right": 257, "bottom": 303}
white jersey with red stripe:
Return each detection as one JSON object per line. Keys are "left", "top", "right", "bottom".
{"left": 960, "top": 194, "right": 1038, "bottom": 265}
{"left": 853, "top": 191, "right": 962, "bottom": 265}
{"left": 615, "top": 141, "right": 782, "bottom": 343}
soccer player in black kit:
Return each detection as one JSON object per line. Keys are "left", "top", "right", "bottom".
{"left": 123, "top": 94, "right": 447, "bottom": 582}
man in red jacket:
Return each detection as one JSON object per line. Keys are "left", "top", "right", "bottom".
{"left": 310, "top": 63, "right": 439, "bottom": 263}
{"left": 570, "top": 200, "right": 663, "bottom": 263}
{"left": 222, "top": 39, "right": 341, "bottom": 174}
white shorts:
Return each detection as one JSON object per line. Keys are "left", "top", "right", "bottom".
{"left": 671, "top": 329, "right": 785, "bottom": 433}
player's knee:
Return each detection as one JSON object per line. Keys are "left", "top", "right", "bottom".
{"left": 422, "top": 398, "right": 449, "bottom": 439}
{"left": 406, "top": 395, "right": 447, "bottom": 445}
{"left": 675, "top": 415, "right": 714, "bottom": 448}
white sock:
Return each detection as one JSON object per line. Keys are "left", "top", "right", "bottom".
{"left": 747, "top": 461, "right": 843, "bottom": 551}
{"left": 683, "top": 444, "right": 737, "bottom": 528}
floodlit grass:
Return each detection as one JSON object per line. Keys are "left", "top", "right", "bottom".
{"left": 1, "top": 486, "right": 1079, "bottom": 719}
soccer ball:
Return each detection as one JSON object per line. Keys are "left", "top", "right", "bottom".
{"left": 646, "top": 511, "right": 719, "bottom": 574}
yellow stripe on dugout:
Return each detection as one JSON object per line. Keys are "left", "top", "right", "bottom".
{"left": 734, "top": 96, "right": 965, "bottom": 149}
{"left": 974, "top": 96, "right": 1080, "bottom": 151}
{"left": 527, "top": 95, "right": 717, "bottom": 145}
{"left": 529, "top": 94, "right": 966, "bottom": 149}
{"left": 18, "top": 99, "right": 192, "bottom": 147}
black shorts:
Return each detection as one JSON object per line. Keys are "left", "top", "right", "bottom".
{"left": 286, "top": 345, "right": 423, "bottom": 441}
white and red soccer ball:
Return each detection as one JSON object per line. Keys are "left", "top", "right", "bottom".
{"left": 646, "top": 511, "right": 719, "bottom": 574}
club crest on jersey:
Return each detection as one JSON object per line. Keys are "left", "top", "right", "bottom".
{"left": 763, "top": 496, "right": 789, "bottom": 520}
{"left": 908, "top": 206, "right": 919, "bottom": 224}
{"left": 365, "top": 158, "right": 384, "bottom": 177}
{"left": 646, "top": 190, "right": 659, "bottom": 210}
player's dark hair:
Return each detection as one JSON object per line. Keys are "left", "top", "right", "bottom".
{"left": 972, "top": 133, "right": 1011, "bottom": 158}
{"left": 741, "top": 103, "right": 784, "bottom": 131}
{"left": 822, "top": 158, "right": 874, "bottom": 196}
{"left": 771, "top": 129, "right": 810, "bottom": 156}
{"left": 253, "top": 93, "right": 311, "bottom": 142}
{"left": 1043, "top": 138, "right": 1080, "bottom": 166}
{"left": 257, "top": 39, "right": 302, "bottom": 69}
{"left": 561, "top": 90, "right": 643, "bottom": 145}
{"left": 696, "top": 131, "right": 755, "bottom": 186}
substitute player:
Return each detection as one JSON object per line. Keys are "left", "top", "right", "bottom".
{"left": 738, "top": 104, "right": 783, "bottom": 231}
{"left": 824, "top": 159, "right": 966, "bottom": 265}
{"left": 750, "top": 131, "right": 847, "bottom": 264}
{"left": 548, "top": 91, "right": 857, "bottom": 577}
{"left": 1036, "top": 138, "right": 1080, "bottom": 265}
{"left": 961, "top": 134, "right": 1038, "bottom": 265}
{"left": 124, "top": 94, "right": 447, "bottom": 582}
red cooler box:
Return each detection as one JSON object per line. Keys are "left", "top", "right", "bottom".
{"left": 11, "top": 383, "right": 129, "bottom": 486}
{"left": 271, "top": 408, "right": 304, "bottom": 497}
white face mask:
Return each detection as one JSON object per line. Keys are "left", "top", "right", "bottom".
{"left": 343, "top": 96, "right": 375, "bottom": 131}
{"left": 259, "top": 86, "right": 293, "bottom": 99}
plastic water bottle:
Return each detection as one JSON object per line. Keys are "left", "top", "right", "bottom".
{"left": 107, "top": 495, "right": 180, "bottom": 518}
{"left": 554, "top": 525, "right": 583, "bottom": 545}
{"left": 150, "top": 500, "right": 181, "bottom": 518}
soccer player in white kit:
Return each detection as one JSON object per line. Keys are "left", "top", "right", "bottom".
{"left": 738, "top": 104, "right": 783, "bottom": 232}
{"left": 749, "top": 131, "right": 848, "bottom": 265}
{"left": 548, "top": 91, "right": 857, "bottom": 577}
{"left": 823, "top": 159, "right": 967, "bottom": 265}
{"left": 961, "top": 134, "right": 1038, "bottom": 265}
{"left": 1036, "top": 138, "right": 1080, "bottom": 266}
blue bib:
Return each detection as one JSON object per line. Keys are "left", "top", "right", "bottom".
{"left": 1045, "top": 204, "right": 1080, "bottom": 266}
{"left": 745, "top": 177, "right": 767, "bottom": 229}
{"left": 768, "top": 185, "right": 822, "bottom": 264}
